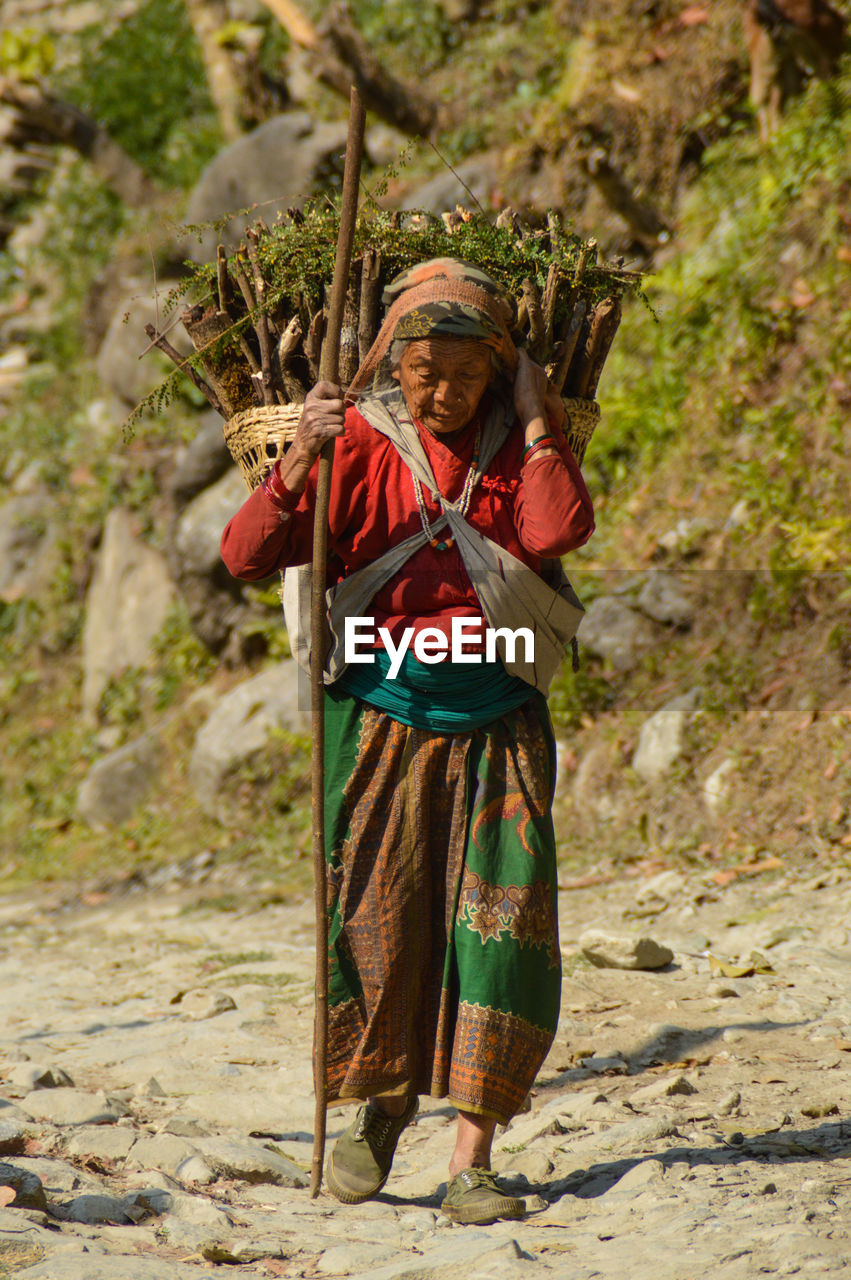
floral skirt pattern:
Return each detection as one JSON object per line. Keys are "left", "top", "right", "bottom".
{"left": 322, "top": 687, "right": 561, "bottom": 1124}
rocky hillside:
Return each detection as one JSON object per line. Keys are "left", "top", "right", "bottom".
{"left": 1, "top": 0, "right": 850, "bottom": 895}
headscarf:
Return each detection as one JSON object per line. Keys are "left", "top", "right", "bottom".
{"left": 347, "top": 257, "right": 518, "bottom": 401}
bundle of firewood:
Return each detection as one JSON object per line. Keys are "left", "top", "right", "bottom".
{"left": 145, "top": 205, "right": 641, "bottom": 485}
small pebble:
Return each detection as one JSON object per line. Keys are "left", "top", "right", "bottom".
{"left": 707, "top": 981, "right": 739, "bottom": 999}
{"left": 717, "top": 1089, "right": 741, "bottom": 1116}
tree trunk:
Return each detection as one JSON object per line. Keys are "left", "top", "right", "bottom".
{"left": 580, "top": 145, "right": 670, "bottom": 248}
{"left": 0, "top": 76, "right": 157, "bottom": 206}
{"left": 255, "top": 0, "right": 440, "bottom": 136}
{"left": 183, "top": 0, "right": 245, "bottom": 143}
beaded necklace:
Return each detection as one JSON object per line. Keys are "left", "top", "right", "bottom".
{"left": 411, "top": 423, "right": 481, "bottom": 552}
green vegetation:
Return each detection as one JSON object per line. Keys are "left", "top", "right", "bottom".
{"left": 548, "top": 665, "right": 616, "bottom": 734}
{"left": 345, "top": 0, "right": 457, "bottom": 73}
{"left": 58, "top": 0, "right": 221, "bottom": 186}
{"left": 187, "top": 201, "right": 639, "bottom": 316}
{"left": 1, "top": 1, "right": 850, "bottom": 889}
{"left": 144, "top": 203, "right": 644, "bottom": 427}
{"left": 0, "top": 28, "right": 55, "bottom": 79}
{"left": 587, "top": 65, "right": 851, "bottom": 596}
{"left": 211, "top": 970, "right": 295, "bottom": 988}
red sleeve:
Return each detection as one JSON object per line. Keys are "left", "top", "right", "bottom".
{"left": 220, "top": 474, "right": 312, "bottom": 580}
{"left": 220, "top": 406, "right": 370, "bottom": 581}
{"left": 512, "top": 417, "right": 595, "bottom": 556}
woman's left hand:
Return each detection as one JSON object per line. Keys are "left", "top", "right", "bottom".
{"left": 513, "top": 350, "right": 549, "bottom": 428}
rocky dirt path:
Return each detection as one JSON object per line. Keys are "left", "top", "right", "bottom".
{"left": 1, "top": 859, "right": 849, "bottom": 1279}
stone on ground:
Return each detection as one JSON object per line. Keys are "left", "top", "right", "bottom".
{"left": 126, "top": 1133, "right": 202, "bottom": 1176}
{"left": 76, "top": 732, "right": 163, "bottom": 828}
{"left": 60, "top": 1126, "right": 136, "bottom": 1162}
{"left": 19, "top": 1089, "right": 128, "bottom": 1127}
{"left": 5, "top": 1063, "right": 73, "bottom": 1091}
{"left": 0, "top": 1160, "right": 47, "bottom": 1210}
{"left": 579, "top": 928, "right": 674, "bottom": 970}
{"left": 177, "top": 988, "right": 237, "bottom": 1020}
{"left": 62, "top": 1193, "right": 134, "bottom": 1224}
{"left": 637, "top": 574, "right": 695, "bottom": 627}
{"left": 195, "top": 1136, "right": 309, "bottom": 1187}
{"left": 632, "top": 690, "right": 701, "bottom": 784}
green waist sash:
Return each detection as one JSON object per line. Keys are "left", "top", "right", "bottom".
{"left": 335, "top": 647, "right": 532, "bottom": 731}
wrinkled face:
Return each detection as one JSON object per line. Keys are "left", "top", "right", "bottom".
{"left": 392, "top": 337, "right": 492, "bottom": 435}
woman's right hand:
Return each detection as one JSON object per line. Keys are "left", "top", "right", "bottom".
{"left": 278, "top": 381, "right": 346, "bottom": 497}
{"left": 290, "top": 381, "right": 346, "bottom": 464}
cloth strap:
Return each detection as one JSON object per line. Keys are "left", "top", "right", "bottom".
{"left": 283, "top": 390, "right": 584, "bottom": 695}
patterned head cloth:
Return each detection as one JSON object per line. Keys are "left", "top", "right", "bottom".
{"left": 347, "top": 257, "right": 518, "bottom": 400}
{"left": 384, "top": 258, "right": 515, "bottom": 346}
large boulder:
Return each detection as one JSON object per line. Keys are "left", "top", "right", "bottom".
{"left": 95, "top": 279, "right": 187, "bottom": 408}
{"left": 169, "top": 413, "right": 234, "bottom": 508}
{"left": 171, "top": 468, "right": 253, "bottom": 653}
{"left": 76, "top": 732, "right": 163, "bottom": 828}
{"left": 174, "top": 469, "right": 246, "bottom": 579}
{"left": 631, "top": 689, "right": 702, "bottom": 784}
{"left": 577, "top": 596, "right": 658, "bottom": 672}
{"left": 637, "top": 573, "right": 695, "bottom": 628}
{"left": 81, "top": 509, "right": 177, "bottom": 717}
{"left": 182, "top": 113, "right": 348, "bottom": 262}
{"left": 189, "top": 662, "right": 308, "bottom": 820}
{"left": 0, "top": 493, "right": 58, "bottom": 603}
{"left": 400, "top": 154, "right": 500, "bottom": 215}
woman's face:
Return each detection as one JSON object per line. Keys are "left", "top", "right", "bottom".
{"left": 392, "top": 337, "right": 492, "bottom": 435}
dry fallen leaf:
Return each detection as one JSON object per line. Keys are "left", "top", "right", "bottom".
{"left": 711, "top": 857, "right": 783, "bottom": 886}
{"left": 0, "top": 1186, "right": 17, "bottom": 1207}
{"left": 708, "top": 954, "right": 755, "bottom": 978}
{"left": 707, "top": 951, "right": 774, "bottom": 979}
{"left": 789, "top": 280, "right": 815, "bottom": 309}
{"left": 559, "top": 872, "right": 616, "bottom": 890}
{"left": 612, "top": 80, "right": 641, "bottom": 104}
{"left": 679, "top": 5, "right": 709, "bottom": 25}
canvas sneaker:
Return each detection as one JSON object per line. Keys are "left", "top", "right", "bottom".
{"left": 440, "top": 1167, "right": 526, "bottom": 1225}
{"left": 326, "top": 1096, "right": 418, "bottom": 1204}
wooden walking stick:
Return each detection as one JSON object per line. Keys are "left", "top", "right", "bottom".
{"left": 310, "top": 84, "right": 367, "bottom": 1199}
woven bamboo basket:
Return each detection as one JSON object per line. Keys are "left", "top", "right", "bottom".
{"left": 561, "top": 397, "right": 600, "bottom": 468}
{"left": 223, "top": 396, "right": 601, "bottom": 492}
{"left": 224, "top": 403, "right": 303, "bottom": 492}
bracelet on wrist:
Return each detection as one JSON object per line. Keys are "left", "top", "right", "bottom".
{"left": 522, "top": 438, "right": 556, "bottom": 465}
{"left": 262, "top": 463, "right": 288, "bottom": 502}
{"left": 523, "top": 439, "right": 558, "bottom": 465}
{"left": 523, "top": 432, "right": 554, "bottom": 457}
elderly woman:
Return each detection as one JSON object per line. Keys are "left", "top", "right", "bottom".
{"left": 221, "top": 258, "right": 594, "bottom": 1225}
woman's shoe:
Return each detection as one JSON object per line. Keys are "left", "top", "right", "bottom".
{"left": 326, "top": 1097, "right": 418, "bottom": 1204}
{"left": 440, "top": 1167, "right": 526, "bottom": 1225}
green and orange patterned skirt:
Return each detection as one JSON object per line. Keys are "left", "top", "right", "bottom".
{"left": 323, "top": 687, "right": 561, "bottom": 1125}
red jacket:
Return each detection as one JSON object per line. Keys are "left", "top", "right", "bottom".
{"left": 221, "top": 400, "right": 594, "bottom": 646}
